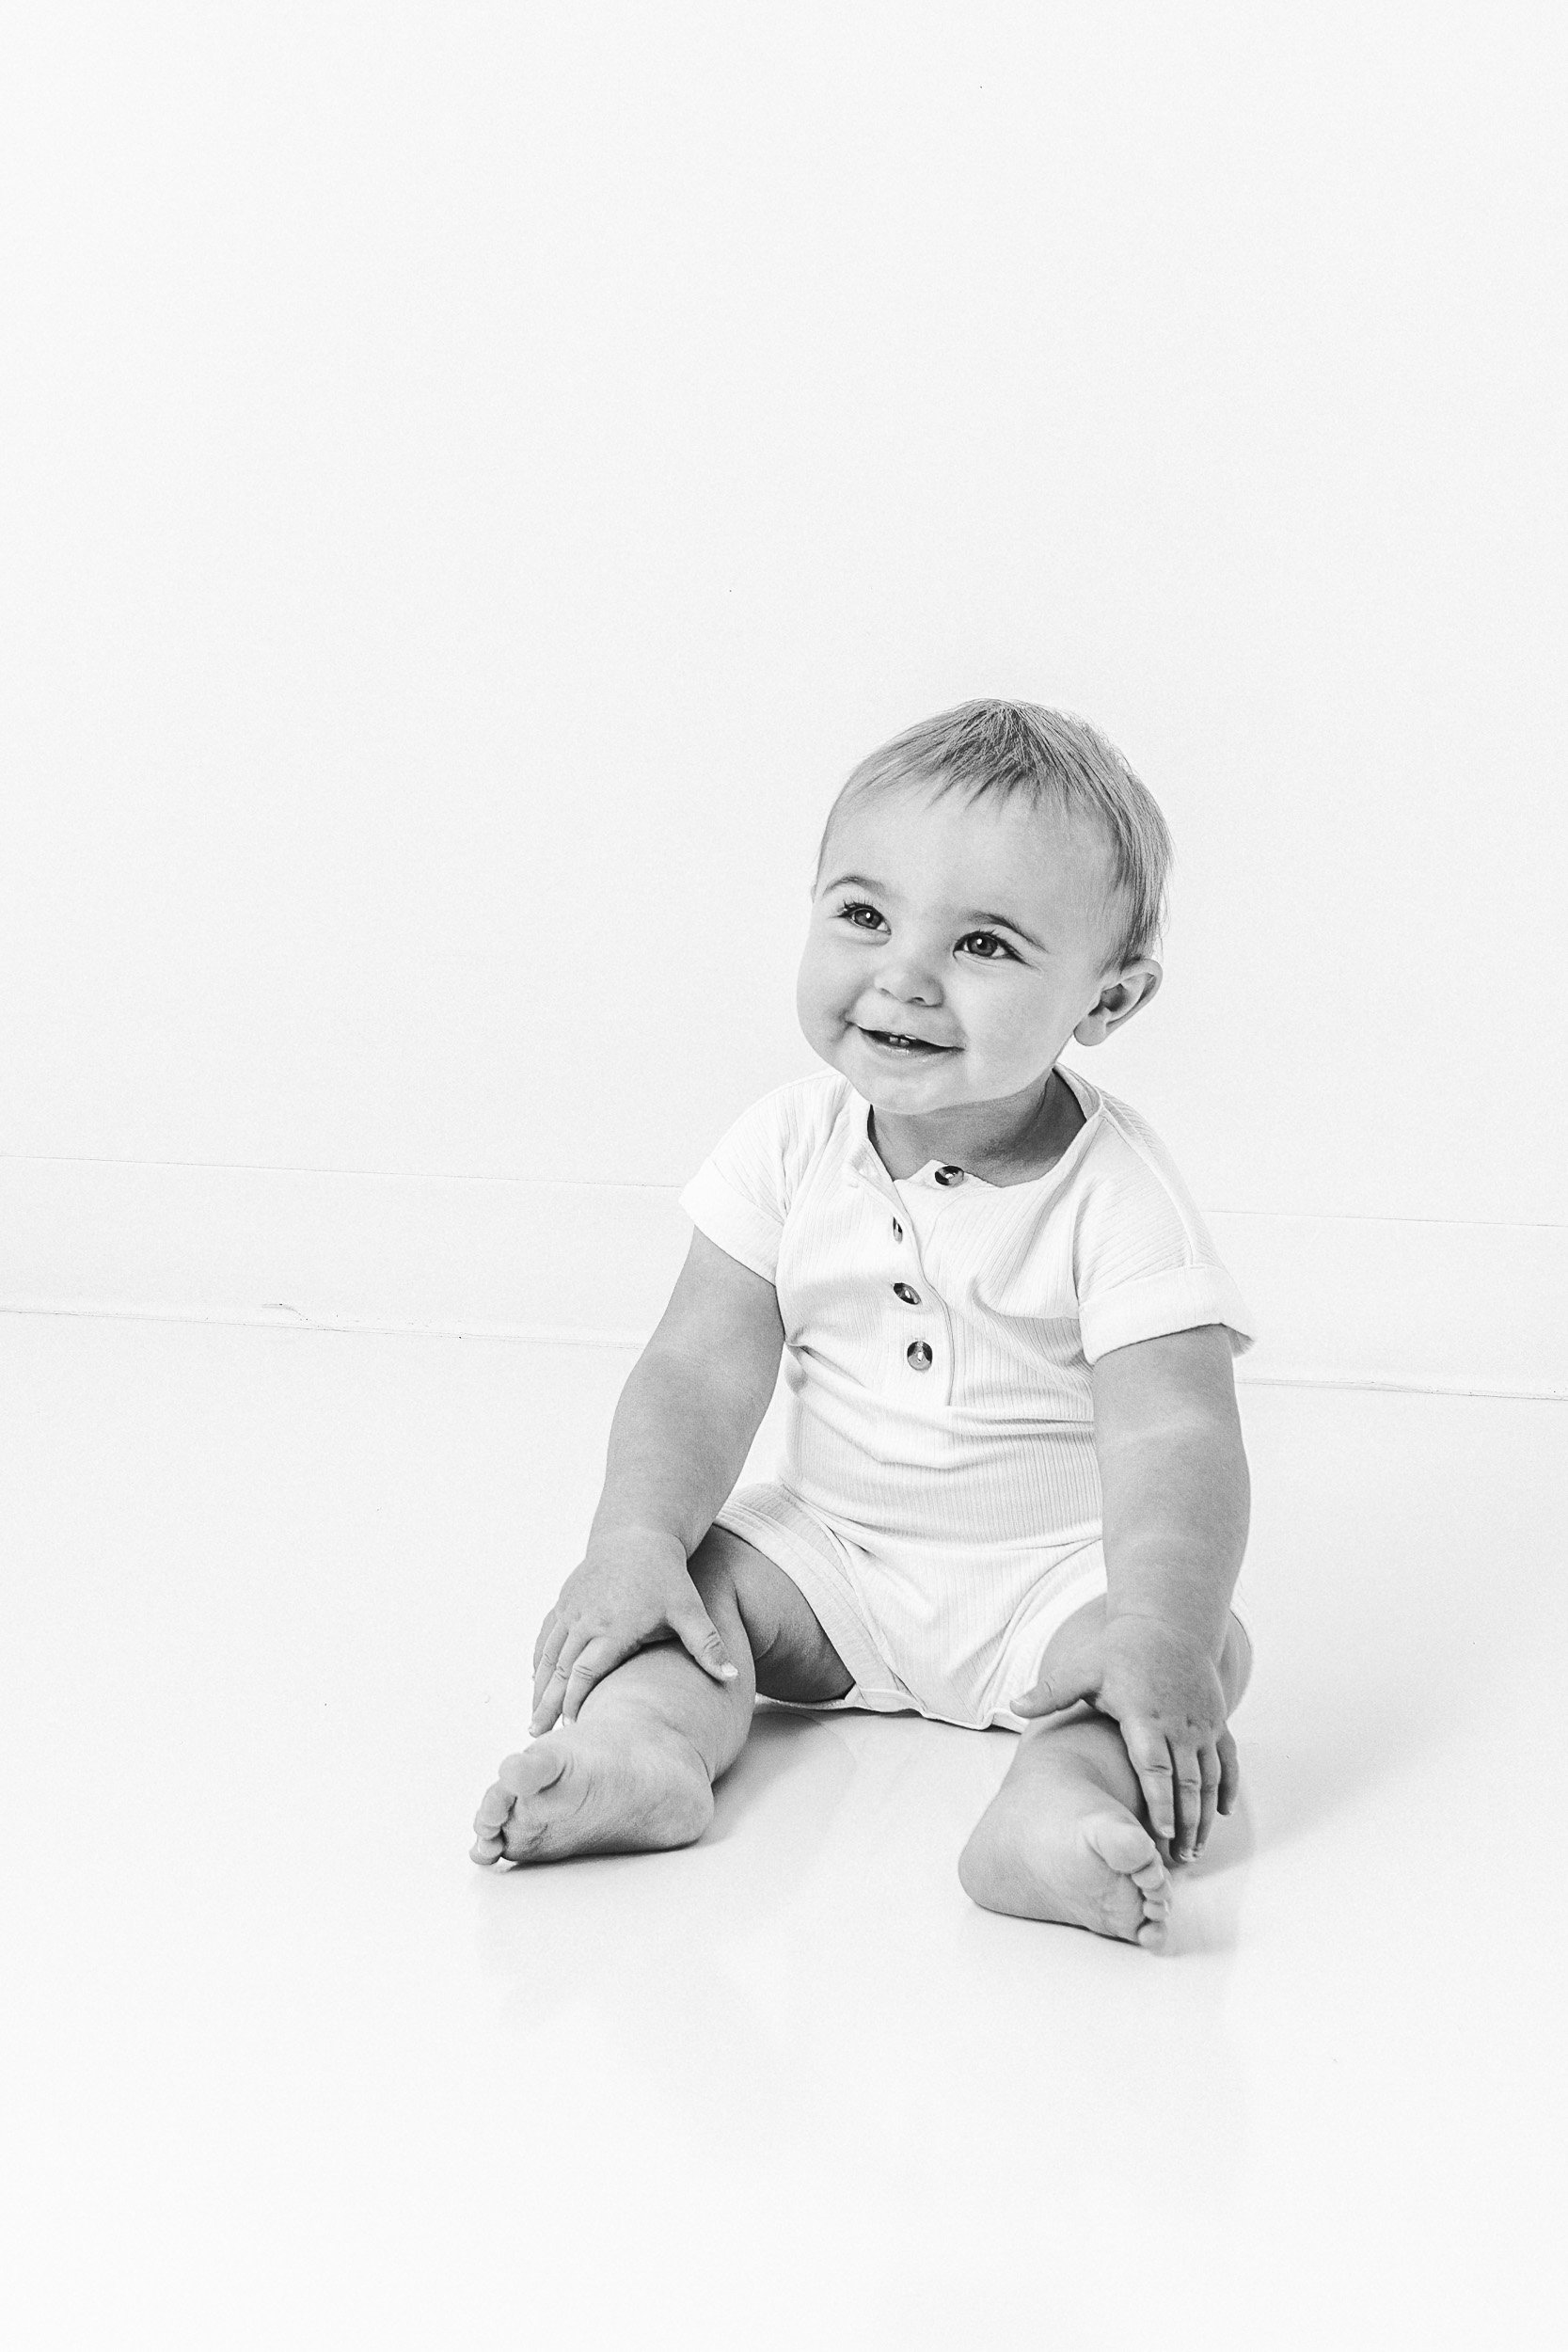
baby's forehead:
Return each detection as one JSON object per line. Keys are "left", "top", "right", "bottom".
{"left": 829, "top": 776, "right": 1117, "bottom": 913}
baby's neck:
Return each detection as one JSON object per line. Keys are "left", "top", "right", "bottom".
{"left": 871, "top": 1072, "right": 1084, "bottom": 1188}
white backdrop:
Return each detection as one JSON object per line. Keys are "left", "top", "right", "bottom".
{"left": 3, "top": 5, "right": 1564, "bottom": 1390}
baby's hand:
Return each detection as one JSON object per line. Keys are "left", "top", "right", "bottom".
{"left": 529, "top": 1527, "right": 738, "bottom": 1734}
{"left": 1012, "top": 1613, "right": 1238, "bottom": 1862}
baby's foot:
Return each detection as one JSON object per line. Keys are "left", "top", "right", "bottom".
{"left": 958, "top": 1749, "right": 1173, "bottom": 1949}
{"left": 469, "top": 1718, "right": 714, "bottom": 1867}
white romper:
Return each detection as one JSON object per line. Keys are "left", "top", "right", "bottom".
{"left": 678, "top": 1063, "right": 1258, "bottom": 1732}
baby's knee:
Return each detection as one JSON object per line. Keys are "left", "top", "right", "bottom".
{"left": 688, "top": 1526, "right": 852, "bottom": 1705}
{"left": 686, "top": 1533, "right": 745, "bottom": 1631}
{"left": 1221, "top": 1612, "right": 1253, "bottom": 1711}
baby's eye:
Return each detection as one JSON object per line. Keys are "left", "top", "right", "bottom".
{"left": 832, "top": 908, "right": 1020, "bottom": 964}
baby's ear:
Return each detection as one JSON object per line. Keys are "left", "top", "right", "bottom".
{"left": 1075, "top": 961, "right": 1161, "bottom": 1045}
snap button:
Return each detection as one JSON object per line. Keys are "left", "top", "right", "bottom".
{"left": 892, "top": 1218, "right": 903, "bottom": 1241}
{"left": 933, "top": 1164, "right": 964, "bottom": 1186}
{"left": 906, "top": 1340, "right": 933, "bottom": 1371}
{"left": 893, "top": 1282, "right": 921, "bottom": 1306}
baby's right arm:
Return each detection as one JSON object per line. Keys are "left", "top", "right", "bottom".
{"left": 528, "top": 1230, "right": 785, "bottom": 1733}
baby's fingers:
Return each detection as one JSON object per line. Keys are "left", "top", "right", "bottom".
{"left": 531, "top": 1624, "right": 591, "bottom": 1733}
{"left": 1194, "top": 1747, "right": 1222, "bottom": 1857}
{"left": 1120, "top": 1719, "right": 1177, "bottom": 1845}
{"left": 558, "top": 1634, "right": 632, "bottom": 1724}
{"left": 531, "top": 1620, "right": 569, "bottom": 1722}
{"left": 531, "top": 1607, "right": 560, "bottom": 1677}
{"left": 1217, "top": 1726, "right": 1241, "bottom": 1816}
{"left": 1170, "top": 1742, "right": 1207, "bottom": 1862}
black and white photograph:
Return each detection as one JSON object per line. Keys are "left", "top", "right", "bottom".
{"left": 2, "top": 7, "right": 1563, "bottom": 2346}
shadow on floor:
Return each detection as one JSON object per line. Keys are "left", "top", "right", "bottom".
{"left": 470, "top": 1706, "right": 863, "bottom": 2025}
{"left": 704, "top": 1702, "right": 856, "bottom": 1845}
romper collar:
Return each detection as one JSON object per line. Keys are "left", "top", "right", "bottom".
{"left": 842, "top": 1064, "right": 1102, "bottom": 1194}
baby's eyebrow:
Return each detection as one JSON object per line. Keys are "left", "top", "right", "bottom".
{"left": 824, "top": 873, "right": 1048, "bottom": 954}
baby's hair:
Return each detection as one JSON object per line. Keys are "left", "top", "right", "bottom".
{"left": 813, "top": 699, "right": 1174, "bottom": 974}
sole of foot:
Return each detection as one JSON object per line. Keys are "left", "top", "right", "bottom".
{"left": 958, "top": 1802, "right": 1172, "bottom": 1949}
{"left": 470, "top": 1720, "right": 714, "bottom": 1867}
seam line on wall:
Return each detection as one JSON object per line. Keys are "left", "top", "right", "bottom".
{"left": 1, "top": 1304, "right": 1561, "bottom": 1402}
{"left": 0, "top": 1152, "right": 1560, "bottom": 1232}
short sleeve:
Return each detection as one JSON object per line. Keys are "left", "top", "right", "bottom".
{"left": 677, "top": 1090, "right": 796, "bottom": 1283}
{"left": 1071, "top": 1108, "right": 1258, "bottom": 1365}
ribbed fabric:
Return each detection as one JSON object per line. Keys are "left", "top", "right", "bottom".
{"left": 678, "top": 1063, "right": 1258, "bottom": 1728}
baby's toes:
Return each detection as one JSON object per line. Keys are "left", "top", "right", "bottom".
{"left": 1130, "top": 1851, "right": 1172, "bottom": 1946}
{"left": 1081, "top": 1815, "right": 1172, "bottom": 1944}
{"left": 1086, "top": 1815, "right": 1163, "bottom": 1883}
{"left": 475, "top": 1780, "right": 517, "bottom": 1836}
{"left": 470, "top": 1781, "right": 517, "bottom": 1865}
{"left": 1134, "top": 1861, "right": 1171, "bottom": 1927}
{"left": 1131, "top": 1851, "right": 1172, "bottom": 1904}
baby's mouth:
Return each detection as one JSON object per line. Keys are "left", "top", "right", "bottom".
{"left": 858, "top": 1026, "right": 953, "bottom": 1055}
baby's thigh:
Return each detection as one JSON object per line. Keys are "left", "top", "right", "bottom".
{"left": 688, "top": 1523, "right": 855, "bottom": 1706}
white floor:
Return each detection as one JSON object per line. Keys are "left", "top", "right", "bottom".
{"left": 2, "top": 1316, "right": 1562, "bottom": 2350}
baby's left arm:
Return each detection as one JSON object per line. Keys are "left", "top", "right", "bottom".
{"left": 1013, "top": 1325, "right": 1251, "bottom": 1859}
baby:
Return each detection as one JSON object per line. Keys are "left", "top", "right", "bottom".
{"left": 471, "top": 700, "right": 1256, "bottom": 1949}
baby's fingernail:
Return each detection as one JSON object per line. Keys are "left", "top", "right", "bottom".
{"left": 720, "top": 1663, "right": 738, "bottom": 1679}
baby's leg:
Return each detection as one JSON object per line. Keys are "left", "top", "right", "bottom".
{"left": 958, "top": 1598, "right": 1252, "bottom": 1950}
{"left": 471, "top": 1526, "right": 853, "bottom": 1867}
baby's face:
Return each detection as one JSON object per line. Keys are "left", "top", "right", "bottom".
{"left": 797, "top": 780, "right": 1140, "bottom": 1111}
